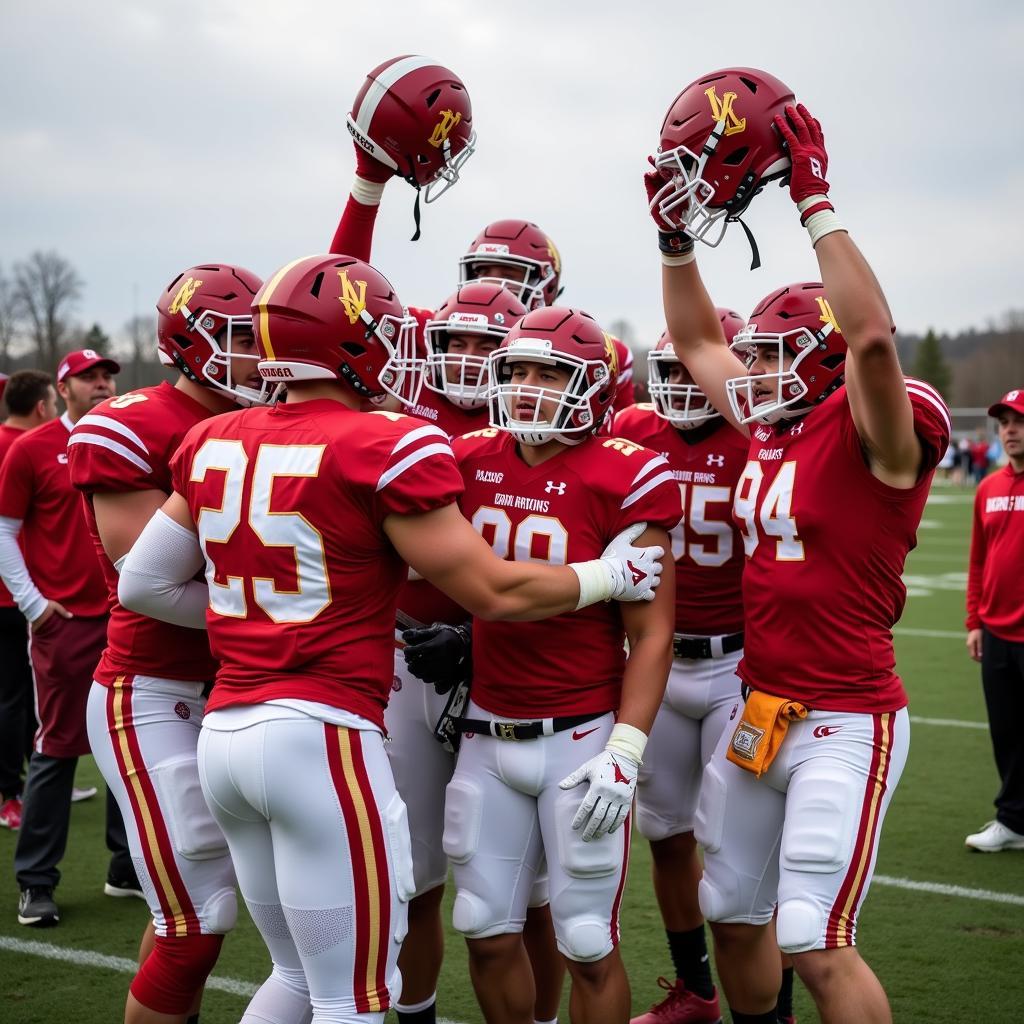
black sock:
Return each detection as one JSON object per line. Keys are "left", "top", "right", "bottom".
{"left": 186, "top": 1016, "right": 199, "bottom": 1024}
{"left": 396, "top": 1006, "right": 437, "bottom": 1024}
{"left": 730, "top": 1012, "right": 778, "bottom": 1024}
{"left": 775, "top": 965, "right": 795, "bottom": 1019}
{"left": 666, "top": 925, "right": 714, "bottom": 1000}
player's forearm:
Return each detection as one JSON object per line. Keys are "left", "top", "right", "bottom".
{"left": 455, "top": 561, "right": 582, "bottom": 622}
{"left": 0, "top": 516, "right": 47, "bottom": 621}
{"left": 617, "top": 631, "right": 673, "bottom": 735}
{"left": 662, "top": 262, "right": 722, "bottom": 357}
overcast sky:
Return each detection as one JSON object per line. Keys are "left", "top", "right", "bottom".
{"left": 2, "top": 0, "right": 1022, "bottom": 360}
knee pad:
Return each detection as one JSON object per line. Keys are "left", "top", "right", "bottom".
{"left": 557, "top": 915, "right": 612, "bottom": 962}
{"left": 697, "top": 874, "right": 730, "bottom": 924}
{"left": 441, "top": 776, "right": 482, "bottom": 864}
{"left": 634, "top": 799, "right": 674, "bottom": 842}
{"left": 451, "top": 889, "right": 495, "bottom": 937}
{"left": 197, "top": 885, "right": 238, "bottom": 934}
{"left": 130, "top": 933, "right": 224, "bottom": 1014}
{"left": 776, "top": 897, "right": 826, "bottom": 954}
{"left": 153, "top": 756, "right": 230, "bottom": 860}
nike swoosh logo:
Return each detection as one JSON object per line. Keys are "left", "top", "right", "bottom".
{"left": 572, "top": 727, "right": 600, "bottom": 741}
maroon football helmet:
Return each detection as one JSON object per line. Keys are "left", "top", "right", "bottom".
{"left": 726, "top": 282, "right": 847, "bottom": 424}
{"left": 650, "top": 68, "right": 794, "bottom": 246}
{"left": 459, "top": 220, "right": 562, "bottom": 310}
{"left": 649, "top": 307, "right": 745, "bottom": 427}
{"left": 424, "top": 283, "right": 527, "bottom": 409}
{"left": 252, "top": 254, "right": 420, "bottom": 405}
{"left": 347, "top": 55, "right": 475, "bottom": 202}
{"left": 488, "top": 306, "right": 618, "bottom": 445}
{"left": 156, "top": 264, "right": 266, "bottom": 404}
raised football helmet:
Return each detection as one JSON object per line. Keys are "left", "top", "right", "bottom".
{"left": 459, "top": 220, "right": 562, "bottom": 310}
{"left": 424, "top": 283, "right": 527, "bottom": 409}
{"left": 648, "top": 307, "right": 745, "bottom": 428}
{"left": 488, "top": 306, "right": 618, "bottom": 446}
{"left": 725, "top": 282, "right": 847, "bottom": 424}
{"left": 157, "top": 264, "right": 267, "bottom": 405}
{"left": 650, "top": 68, "right": 794, "bottom": 246}
{"left": 252, "top": 254, "right": 421, "bottom": 406}
{"left": 347, "top": 55, "right": 475, "bottom": 203}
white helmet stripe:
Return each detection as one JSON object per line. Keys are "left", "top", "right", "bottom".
{"left": 356, "top": 54, "right": 436, "bottom": 128}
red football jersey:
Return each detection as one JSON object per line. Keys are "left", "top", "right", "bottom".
{"left": 170, "top": 400, "right": 464, "bottom": 728}
{"left": 0, "top": 414, "right": 107, "bottom": 616}
{"left": 612, "top": 404, "right": 746, "bottom": 635}
{"left": 735, "top": 380, "right": 950, "bottom": 713}
{"left": 0, "top": 423, "right": 27, "bottom": 609}
{"left": 68, "top": 382, "right": 220, "bottom": 684}
{"left": 454, "top": 428, "right": 683, "bottom": 719}
{"left": 966, "top": 462, "right": 1024, "bottom": 643}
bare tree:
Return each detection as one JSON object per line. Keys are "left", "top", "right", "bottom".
{"left": 0, "top": 264, "right": 20, "bottom": 372}
{"left": 13, "top": 250, "right": 83, "bottom": 368}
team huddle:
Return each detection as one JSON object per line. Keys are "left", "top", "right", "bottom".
{"left": 46, "top": 57, "right": 950, "bottom": 1024}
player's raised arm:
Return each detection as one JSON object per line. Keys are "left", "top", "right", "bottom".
{"left": 385, "top": 508, "right": 664, "bottom": 622}
{"left": 775, "top": 103, "right": 920, "bottom": 485}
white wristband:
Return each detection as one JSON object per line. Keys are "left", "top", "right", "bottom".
{"left": 804, "top": 209, "right": 845, "bottom": 245}
{"left": 606, "top": 722, "right": 647, "bottom": 765}
{"left": 351, "top": 176, "right": 386, "bottom": 207}
{"left": 661, "top": 250, "right": 697, "bottom": 267}
{"left": 569, "top": 559, "right": 616, "bottom": 610}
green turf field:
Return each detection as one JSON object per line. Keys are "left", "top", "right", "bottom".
{"left": 2, "top": 484, "right": 1023, "bottom": 1022}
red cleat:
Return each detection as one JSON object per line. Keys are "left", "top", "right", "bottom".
{"left": 0, "top": 796, "right": 22, "bottom": 831}
{"left": 630, "top": 977, "right": 722, "bottom": 1024}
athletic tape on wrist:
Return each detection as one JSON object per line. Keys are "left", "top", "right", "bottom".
{"left": 661, "top": 250, "right": 697, "bottom": 267}
{"left": 606, "top": 722, "right": 647, "bottom": 765}
{"left": 351, "top": 176, "right": 386, "bottom": 207}
{"left": 569, "top": 559, "right": 616, "bottom": 610}
{"left": 797, "top": 194, "right": 844, "bottom": 245}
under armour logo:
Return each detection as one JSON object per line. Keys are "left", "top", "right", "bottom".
{"left": 626, "top": 560, "right": 646, "bottom": 586}
{"left": 611, "top": 758, "right": 632, "bottom": 785}
{"left": 790, "top": 421, "right": 804, "bottom": 436}
{"left": 545, "top": 480, "right": 567, "bottom": 495}
{"left": 812, "top": 725, "right": 841, "bottom": 738}
{"left": 707, "top": 453, "right": 725, "bottom": 467}
{"left": 57, "top": 453, "right": 68, "bottom": 465}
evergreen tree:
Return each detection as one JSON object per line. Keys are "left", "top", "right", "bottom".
{"left": 912, "top": 329, "right": 951, "bottom": 399}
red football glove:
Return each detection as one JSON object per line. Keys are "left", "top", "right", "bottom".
{"left": 773, "top": 103, "right": 830, "bottom": 205}
{"left": 646, "top": 157, "right": 695, "bottom": 259}
{"left": 353, "top": 142, "right": 396, "bottom": 184}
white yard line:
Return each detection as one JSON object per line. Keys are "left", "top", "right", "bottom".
{"left": 910, "top": 715, "right": 987, "bottom": 730}
{"left": 893, "top": 627, "right": 964, "bottom": 639}
{"left": 873, "top": 875, "right": 1024, "bottom": 907}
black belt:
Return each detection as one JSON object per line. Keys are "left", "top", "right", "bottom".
{"left": 673, "top": 631, "right": 744, "bottom": 660}
{"left": 455, "top": 711, "right": 603, "bottom": 742}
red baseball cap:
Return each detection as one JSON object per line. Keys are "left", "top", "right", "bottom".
{"left": 988, "top": 388, "right": 1024, "bottom": 418}
{"left": 56, "top": 348, "right": 121, "bottom": 383}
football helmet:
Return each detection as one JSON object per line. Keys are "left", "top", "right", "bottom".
{"left": 650, "top": 68, "right": 794, "bottom": 246}
{"left": 156, "top": 264, "right": 267, "bottom": 405}
{"left": 347, "top": 55, "right": 475, "bottom": 203}
{"left": 725, "top": 282, "right": 847, "bottom": 424}
{"left": 424, "top": 283, "right": 527, "bottom": 409}
{"left": 459, "top": 220, "right": 562, "bottom": 310}
{"left": 252, "top": 254, "right": 421, "bottom": 405}
{"left": 488, "top": 306, "right": 618, "bottom": 446}
{"left": 648, "top": 307, "right": 745, "bottom": 428}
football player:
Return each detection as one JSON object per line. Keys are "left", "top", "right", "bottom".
{"left": 649, "top": 76, "right": 950, "bottom": 1024}
{"left": 116, "top": 255, "right": 665, "bottom": 1024}
{"left": 67, "top": 266, "right": 277, "bottom": 1024}
{"left": 442, "top": 306, "right": 681, "bottom": 1024}
{"left": 611, "top": 314, "right": 749, "bottom": 1024}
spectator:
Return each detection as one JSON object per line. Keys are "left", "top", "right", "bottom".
{"left": 953, "top": 436, "right": 972, "bottom": 486}
{"left": 965, "top": 388, "right": 1024, "bottom": 852}
{"left": 970, "top": 430, "right": 990, "bottom": 485}
{"left": 0, "top": 371, "right": 58, "bottom": 830}
{"left": 937, "top": 442, "right": 956, "bottom": 483}
{"left": 0, "top": 350, "right": 136, "bottom": 926}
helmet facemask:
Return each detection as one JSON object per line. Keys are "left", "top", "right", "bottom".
{"left": 648, "top": 348, "right": 719, "bottom": 428}
{"left": 423, "top": 130, "right": 477, "bottom": 203}
{"left": 425, "top": 317, "right": 505, "bottom": 410}
{"left": 458, "top": 249, "right": 553, "bottom": 310}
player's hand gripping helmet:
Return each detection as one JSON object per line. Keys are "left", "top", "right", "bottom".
{"left": 424, "top": 283, "right": 527, "bottom": 410}
{"left": 347, "top": 55, "right": 475, "bottom": 204}
{"left": 648, "top": 308, "right": 745, "bottom": 428}
{"left": 650, "top": 68, "right": 794, "bottom": 248}
{"left": 252, "top": 254, "right": 421, "bottom": 406}
{"left": 488, "top": 307, "right": 619, "bottom": 446}
{"left": 726, "top": 282, "right": 847, "bottom": 424}
{"left": 458, "top": 220, "right": 562, "bottom": 310}
{"left": 157, "top": 264, "right": 268, "bottom": 405}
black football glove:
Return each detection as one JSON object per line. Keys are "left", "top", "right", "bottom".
{"left": 401, "top": 622, "right": 472, "bottom": 694}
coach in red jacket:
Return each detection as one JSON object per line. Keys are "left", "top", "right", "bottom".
{"left": 965, "top": 388, "right": 1024, "bottom": 852}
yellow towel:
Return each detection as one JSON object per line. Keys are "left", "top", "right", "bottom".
{"left": 726, "top": 690, "right": 808, "bottom": 778}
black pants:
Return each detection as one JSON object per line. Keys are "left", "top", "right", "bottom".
{"left": 981, "top": 629, "right": 1024, "bottom": 834}
{"left": 13, "top": 752, "right": 133, "bottom": 891}
{"left": 0, "top": 606, "right": 35, "bottom": 800}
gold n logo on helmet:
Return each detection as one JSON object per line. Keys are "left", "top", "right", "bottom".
{"left": 337, "top": 271, "right": 367, "bottom": 325}
{"left": 602, "top": 332, "right": 620, "bottom": 375}
{"left": 169, "top": 277, "right": 202, "bottom": 315}
{"left": 545, "top": 237, "right": 561, "bottom": 276}
{"left": 704, "top": 86, "right": 746, "bottom": 136}
{"left": 816, "top": 297, "right": 842, "bottom": 335}
{"left": 429, "top": 110, "right": 461, "bottom": 149}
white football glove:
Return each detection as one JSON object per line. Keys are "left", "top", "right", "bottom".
{"left": 570, "top": 522, "right": 664, "bottom": 609}
{"left": 558, "top": 724, "right": 647, "bottom": 842}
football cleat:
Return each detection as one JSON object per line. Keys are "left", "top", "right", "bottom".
{"left": 71, "top": 785, "right": 97, "bottom": 803}
{"left": 630, "top": 977, "right": 722, "bottom": 1024}
{"left": 965, "top": 820, "right": 1024, "bottom": 853}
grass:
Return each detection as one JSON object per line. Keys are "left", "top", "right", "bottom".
{"left": 3, "top": 485, "right": 1024, "bottom": 1022}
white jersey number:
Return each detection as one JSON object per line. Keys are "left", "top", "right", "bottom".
{"left": 191, "top": 440, "right": 331, "bottom": 622}
{"left": 734, "top": 460, "right": 805, "bottom": 561}
{"left": 669, "top": 483, "right": 734, "bottom": 567}
{"left": 470, "top": 506, "right": 569, "bottom": 566}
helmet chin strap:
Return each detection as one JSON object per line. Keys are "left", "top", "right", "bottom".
{"left": 734, "top": 216, "right": 762, "bottom": 271}
{"left": 401, "top": 154, "right": 423, "bottom": 241}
